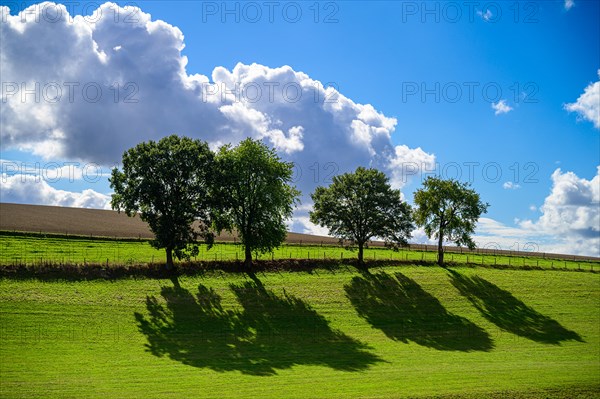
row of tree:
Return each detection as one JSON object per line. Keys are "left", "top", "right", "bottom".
{"left": 110, "top": 135, "right": 488, "bottom": 271}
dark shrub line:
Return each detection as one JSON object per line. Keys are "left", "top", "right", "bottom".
{"left": 0, "top": 258, "right": 596, "bottom": 281}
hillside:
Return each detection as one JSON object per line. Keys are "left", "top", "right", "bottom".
{"left": 0, "top": 202, "right": 336, "bottom": 244}
{"left": 0, "top": 266, "right": 598, "bottom": 398}
{"left": 1, "top": 203, "right": 598, "bottom": 262}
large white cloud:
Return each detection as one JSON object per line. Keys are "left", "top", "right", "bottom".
{"left": 565, "top": 70, "right": 600, "bottom": 129}
{"left": 0, "top": 173, "right": 111, "bottom": 209}
{"left": 519, "top": 167, "right": 599, "bottom": 240}
{"left": 476, "top": 167, "right": 600, "bottom": 257}
{"left": 387, "top": 145, "right": 436, "bottom": 190}
{"left": 0, "top": 2, "right": 433, "bottom": 203}
{"left": 0, "top": 1, "right": 438, "bottom": 245}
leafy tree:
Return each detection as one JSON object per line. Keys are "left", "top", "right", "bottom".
{"left": 413, "top": 177, "right": 489, "bottom": 266}
{"left": 110, "top": 135, "right": 215, "bottom": 271}
{"left": 310, "top": 167, "right": 413, "bottom": 264}
{"left": 214, "top": 138, "right": 300, "bottom": 268}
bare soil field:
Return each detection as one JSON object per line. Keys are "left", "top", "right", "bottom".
{"left": 1, "top": 203, "right": 598, "bottom": 262}
{"left": 0, "top": 202, "right": 338, "bottom": 244}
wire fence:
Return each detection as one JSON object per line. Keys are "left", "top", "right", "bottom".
{"left": 1, "top": 234, "right": 598, "bottom": 272}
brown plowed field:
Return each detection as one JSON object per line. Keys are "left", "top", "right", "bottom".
{"left": 1, "top": 202, "right": 598, "bottom": 261}
{"left": 0, "top": 202, "right": 338, "bottom": 244}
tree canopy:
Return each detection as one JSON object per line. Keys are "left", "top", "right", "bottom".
{"left": 310, "top": 167, "right": 413, "bottom": 264}
{"left": 413, "top": 176, "right": 489, "bottom": 266}
{"left": 213, "top": 138, "right": 300, "bottom": 268}
{"left": 109, "top": 135, "right": 215, "bottom": 271}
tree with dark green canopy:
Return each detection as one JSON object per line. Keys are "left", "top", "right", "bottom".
{"left": 213, "top": 138, "right": 300, "bottom": 268}
{"left": 413, "top": 177, "right": 489, "bottom": 266}
{"left": 310, "top": 167, "right": 413, "bottom": 264}
{"left": 109, "top": 135, "right": 215, "bottom": 271}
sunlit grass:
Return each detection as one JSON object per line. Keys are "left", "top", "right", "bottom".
{"left": 1, "top": 266, "right": 598, "bottom": 398}
{"left": 1, "top": 233, "right": 598, "bottom": 271}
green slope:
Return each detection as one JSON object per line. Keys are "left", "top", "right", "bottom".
{"left": 1, "top": 266, "right": 598, "bottom": 398}
{"left": 1, "top": 234, "right": 598, "bottom": 271}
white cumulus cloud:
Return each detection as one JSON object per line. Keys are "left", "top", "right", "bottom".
{"left": 0, "top": 2, "right": 434, "bottom": 211}
{"left": 492, "top": 100, "right": 513, "bottom": 115}
{"left": 477, "top": 9, "right": 493, "bottom": 21}
{"left": 0, "top": 174, "right": 111, "bottom": 209}
{"left": 477, "top": 167, "right": 600, "bottom": 257}
{"left": 503, "top": 181, "right": 521, "bottom": 190}
{"left": 564, "top": 0, "right": 575, "bottom": 11}
{"left": 387, "top": 145, "right": 437, "bottom": 189}
{"left": 565, "top": 70, "right": 600, "bottom": 129}
{"left": 1, "top": 159, "right": 109, "bottom": 182}
{"left": 520, "top": 167, "right": 600, "bottom": 239}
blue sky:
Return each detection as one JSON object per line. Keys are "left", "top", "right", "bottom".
{"left": 1, "top": 1, "right": 599, "bottom": 255}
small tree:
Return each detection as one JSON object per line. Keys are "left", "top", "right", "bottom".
{"left": 214, "top": 138, "right": 300, "bottom": 268}
{"left": 310, "top": 167, "right": 413, "bottom": 264}
{"left": 413, "top": 177, "right": 489, "bottom": 266}
{"left": 109, "top": 135, "right": 215, "bottom": 271}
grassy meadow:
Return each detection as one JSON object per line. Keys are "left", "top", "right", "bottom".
{"left": 1, "top": 233, "right": 598, "bottom": 271}
{"left": 1, "top": 265, "right": 598, "bottom": 398}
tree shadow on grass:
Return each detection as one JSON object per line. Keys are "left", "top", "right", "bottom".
{"left": 134, "top": 278, "right": 381, "bottom": 375}
{"left": 344, "top": 271, "right": 493, "bottom": 351}
{"left": 230, "top": 280, "right": 382, "bottom": 374}
{"left": 448, "top": 270, "right": 583, "bottom": 344}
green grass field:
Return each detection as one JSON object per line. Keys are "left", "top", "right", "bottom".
{"left": 1, "top": 265, "right": 598, "bottom": 398}
{"left": 1, "top": 233, "right": 598, "bottom": 271}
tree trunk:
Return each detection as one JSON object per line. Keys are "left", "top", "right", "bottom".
{"left": 437, "top": 230, "right": 444, "bottom": 267}
{"left": 244, "top": 245, "right": 252, "bottom": 269}
{"left": 358, "top": 242, "right": 364, "bottom": 265}
{"left": 166, "top": 246, "right": 174, "bottom": 272}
